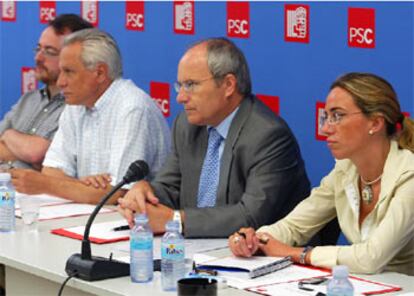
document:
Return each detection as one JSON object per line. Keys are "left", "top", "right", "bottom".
{"left": 230, "top": 265, "right": 329, "bottom": 289}
{"left": 249, "top": 281, "right": 323, "bottom": 296}
{"left": 16, "top": 193, "right": 71, "bottom": 209}
{"left": 247, "top": 275, "right": 401, "bottom": 296}
{"left": 52, "top": 220, "right": 229, "bottom": 252}
{"left": 16, "top": 203, "right": 114, "bottom": 221}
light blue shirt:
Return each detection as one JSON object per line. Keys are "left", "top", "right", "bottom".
{"left": 209, "top": 106, "right": 239, "bottom": 162}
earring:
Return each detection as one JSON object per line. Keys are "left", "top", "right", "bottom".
{"left": 369, "top": 130, "right": 374, "bottom": 135}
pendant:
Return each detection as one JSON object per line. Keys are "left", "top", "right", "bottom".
{"left": 361, "top": 185, "right": 373, "bottom": 204}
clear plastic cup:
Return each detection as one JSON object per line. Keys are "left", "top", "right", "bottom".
{"left": 19, "top": 197, "right": 40, "bottom": 232}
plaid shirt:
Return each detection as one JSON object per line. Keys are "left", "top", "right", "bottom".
{"left": 0, "top": 88, "right": 65, "bottom": 169}
{"left": 43, "top": 79, "right": 171, "bottom": 188}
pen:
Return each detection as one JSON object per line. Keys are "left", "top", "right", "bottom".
{"left": 298, "top": 278, "right": 327, "bottom": 296}
{"left": 113, "top": 225, "right": 130, "bottom": 231}
{"left": 298, "top": 282, "right": 326, "bottom": 296}
{"left": 237, "top": 231, "right": 269, "bottom": 245}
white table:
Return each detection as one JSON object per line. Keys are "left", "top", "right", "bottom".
{"left": 0, "top": 211, "right": 252, "bottom": 296}
{"left": 0, "top": 210, "right": 412, "bottom": 296}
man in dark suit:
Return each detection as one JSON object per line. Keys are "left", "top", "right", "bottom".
{"left": 118, "top": 38, "right": 311, "bottom": 238}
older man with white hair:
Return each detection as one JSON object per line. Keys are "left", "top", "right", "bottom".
{"left": 11, "top": 29, "right": 170, "bottom": 204}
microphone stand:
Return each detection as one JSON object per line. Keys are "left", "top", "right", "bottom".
{"left": 81, "top": 181, "right": 125, "bottom": 260}
{"left": 65, "top": 180, "right": 130, "bottom": 281}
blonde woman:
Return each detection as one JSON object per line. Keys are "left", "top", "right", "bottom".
{"left": 229, "top": 73, "right": 414, "bottom": 275}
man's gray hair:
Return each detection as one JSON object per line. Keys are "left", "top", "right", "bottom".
{"left": 63, "top": 28, "right": 122, "bottom": 80}
{"left": 190, "top": 37, "right": 252, "bottom": 96}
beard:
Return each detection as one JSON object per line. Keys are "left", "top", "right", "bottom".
{"left": 35, "top": 63, "right": 59, "bottom": 85}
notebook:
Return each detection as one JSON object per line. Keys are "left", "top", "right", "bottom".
{"left": 196, "top": 255, "right": 292, "bottom": 279}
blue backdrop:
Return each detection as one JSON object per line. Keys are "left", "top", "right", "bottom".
{"left": 1, "top": 1, "right": 413, "bottom": 189}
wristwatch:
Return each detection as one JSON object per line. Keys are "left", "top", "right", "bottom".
{"left": 173, "top": 210, "right": 183, "bottom": 233}
{"left": 299, "top": 246, "right": 313, "bottom": 265}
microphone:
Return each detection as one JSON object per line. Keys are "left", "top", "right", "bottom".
{"left": 65, "top": 160, "right": 149, "bottom": 281}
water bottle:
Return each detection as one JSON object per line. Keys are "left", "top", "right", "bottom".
{"left": 0, "top": 173, "right": 16, "bottom": 232}
{"left": 130, "top": 214, "right": 153, "bottom": 282}
{"left": 327, "top": 265, "right": 354, "bottom": 296}
{"left": 161, "top": 220, "right": 185, "bottom": 291}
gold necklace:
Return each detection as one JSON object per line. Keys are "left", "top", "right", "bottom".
{"left": 360, "top": 174, "right": 383, "bottom": 204}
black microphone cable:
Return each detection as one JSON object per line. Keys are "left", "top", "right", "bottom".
{"left": 58, "top": 271, "right": 78, "bottom": 296}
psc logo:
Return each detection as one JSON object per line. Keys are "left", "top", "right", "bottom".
{"left": 81, "top": 1, "right": 99, "bottom": 27}
{"left": 126, "top": 13, "right": 144, "bottom": 29}
{"left": 349, "top": 27, "right": 374, "bottom": 45}
{"left": 126, "top": 2, "right": 144, "bottom": 31}
{"left": 284, "top": 4, "right": 309, "bottom": 43}
{"left": 228, "top": 19, "right": 249, "bottom": 36}
{"left": 315, "top": 101, "right": 327, "bottom": 141}
{"left": 348, "top": 8, "right": 375, "bottom": 48}
{"left": 174, "top": 1, "right": 194, "bottom": 35}
{"left": 227, "top": 2, "right": 249, "bottom": 38}
{"left": 21, "top": 67, "right": 38, "bottom": 95}
{"left": 39, "top": 1, "right": 56, "bottom": 24}
{"left": 150, "top": 82, "right": 170, "bottom": 118}
{"left": 1, "top": 1, "right": 16, "bottom": 22}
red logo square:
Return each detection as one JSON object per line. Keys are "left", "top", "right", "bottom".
{"left": 126, "top": 1, "right": 144, "bottom": 31}
{"left": 81, "top": 1, "right": 99, "bottom": 27}
{"left": 21, "top": 67, "right": 38, "bottom": 95}
{"left": 1, "top": 1, "right": 16, "bottom": 22}
{"left": 315, "top": 101, "right": 327, "bottom": 141}
{"left": 39, "top": 1, "right": 56, "bottom": 24}
{"left": 348, "top": 7, "right": 375, "bottom": 48}
{"left": 284, "top": 4, "right": 309, "bottom": 43}
{"left": 150, "top": 82, "right": 170, "bottom": 118}
{"left": 173, "top": 1, "right": 194, "bottom": 35}
{"left": 227, "top": 1, "right": 249, "bottom": 39}
{"left": 257, "top": 94, "right": 279, "bottom": 115}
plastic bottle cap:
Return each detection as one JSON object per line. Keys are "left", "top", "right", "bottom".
{"left": 332, "top": 265, "right": 349, "bottom": 278}
{"left": 134, "top": 213, "right": 149, "bottom": 223}
{"left": 165, "top": 220, "right": 180, "bottom": 231}
{"left": 0, "top": 173, "right": 11, "bottom": 182}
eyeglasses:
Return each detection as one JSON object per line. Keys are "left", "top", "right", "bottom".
{"left": 174, "top": 77, "right": 215, "bottom": 93}
{"left": 33, "top": 45, "right": 60, "bottom": 58}
{"left": 320, "top": 111, "right": 363, "bottom": 126}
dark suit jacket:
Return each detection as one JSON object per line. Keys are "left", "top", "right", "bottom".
{"left": 152, "top": 95, "right": 311, "bottom": 237}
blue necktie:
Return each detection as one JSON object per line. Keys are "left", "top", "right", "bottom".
{"left": 197, "top": 128, "right": 223, "bottom": 208}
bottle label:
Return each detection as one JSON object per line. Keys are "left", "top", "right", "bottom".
{"left": 0, "top": 190, "right": 15, "bottom": 231}
{"left": 161, "top": 243, "right": 185, "bottom": 260}
{"left": 0, "top": 191, "right": 14, "bottom": 202}
{"left": 131, "top": 239, "right": 153, "bottom": 250}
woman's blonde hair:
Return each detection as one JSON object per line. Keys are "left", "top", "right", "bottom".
{"left": 331, "top": 72, "right": 414, "bottom": 152}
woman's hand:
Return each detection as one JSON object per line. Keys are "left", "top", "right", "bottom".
{"left": 229, "top": 228, "right": 306, "bottom": 264}
{"left": 229, "top": 227, "right": 262, "bottom": 257}
{"left": 259, "top": 235, "right": 306, "bottom": 264}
